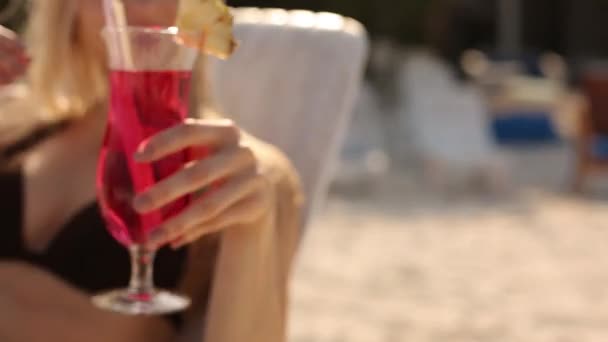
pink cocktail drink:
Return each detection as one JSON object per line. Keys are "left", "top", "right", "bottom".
{"left": 93, "top": 26, "right": 200, "bottom": 315}
{"left": 97, "top": 70, "right": 196, "bottom": 246}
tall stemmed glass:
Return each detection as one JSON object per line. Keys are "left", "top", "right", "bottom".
{"left": 93, "top": 26, "right": 198, "bottom": 315}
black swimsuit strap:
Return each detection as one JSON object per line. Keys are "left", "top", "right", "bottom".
{"left": 0, "top": 164, "right": 25, "bottom": 258}
{"left": 0, "top": 119, "right": 71, "bottom": 161}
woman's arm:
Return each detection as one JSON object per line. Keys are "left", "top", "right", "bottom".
{"left": 0, "top": 262, "right": 175, "bottom": 342}
{"left": 201, "top": 134, "right": 304, "bottom": 342}
{"left": 170, "top": 131, "right": 304, "bottom": 342}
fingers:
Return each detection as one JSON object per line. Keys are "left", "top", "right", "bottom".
{"left": 0, "top": 37, "right": 22, "bottom": 55}
{"left": 0, "top": 60, "right": 27, "bottom": 86}
{"left": 0, "top": 25, "right": 17, "bottom": 41}
{"left": 0, "top": 67, "right": 27, "bottom": 87}
{"left": 0, "top": 29, "right": 29, "bottom": 86}
{"left": 0, "top": 54, "right": 27, "bottom": 83}
{"left": 148, "top": 173, "right": 267, "bottom": 247}
{"left": 170, "top": 192, "right": 269, "bottom": 249}
{"left": 134, "top": 119, "right": 239, "bottom": 162}
{"left": 133, "top": 119, "right": 276, "bottom": 249}
{"left": 133, "top": 147, "right": 255, "bottom": 212}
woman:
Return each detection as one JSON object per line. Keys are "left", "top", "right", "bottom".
{"left": 0, "top": 1, "right": 303, "bottom": 341}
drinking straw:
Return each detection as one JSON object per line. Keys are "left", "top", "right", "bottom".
{"left": 103, "top": 0, "right": 134, "bottom": 70}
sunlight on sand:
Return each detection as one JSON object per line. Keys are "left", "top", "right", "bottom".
{"left": 290, "top": 173, "right": 608, "bottom": 342}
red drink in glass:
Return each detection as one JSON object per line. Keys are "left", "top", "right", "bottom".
{"left": 94, "top": 26, "right": 200, "bottom": 315}
{"left": 97, "top": 70, "right": 196, "bottom": 246}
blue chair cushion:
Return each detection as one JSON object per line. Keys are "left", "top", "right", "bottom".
{"left": 492, "top": 112, "right": 560, "bottom": 145}
{"left": 591, "top": 136, "right": 608, "bottom": 160}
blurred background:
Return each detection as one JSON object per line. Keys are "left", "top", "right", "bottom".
{"left": 6, "top": 0, "right": 608, "bottom": 341}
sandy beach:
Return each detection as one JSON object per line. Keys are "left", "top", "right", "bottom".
{"left": 289, "top": 146, "right": 608, "bottom": 342}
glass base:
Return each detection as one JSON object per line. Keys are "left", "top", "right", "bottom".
{"left": 92, "top": 289, "right": 191, "bottom": 315}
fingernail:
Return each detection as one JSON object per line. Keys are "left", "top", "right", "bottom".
{"left": 132, "top": 195, "right": 149, "bottom": 212}
{"left": 134, "top": 141, "right": 151, "bottom": 160}
{"left": 147, "top": 240, "right": 162, "bottom": 250}
{"left": 171, "top": 240, "right": 185, "bottom": 250}
{"left": 149, "top": 228, "right": 165, "bottom": 243}
{"left": 18, "top": 54, "right": 30, "bottom": 65}
{"left": 133, "top": 150, "right": 146, "bottom": 162}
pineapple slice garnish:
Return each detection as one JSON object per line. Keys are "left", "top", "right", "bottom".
{"left": 176, "top": 0, "right": 237, "bottom": 59}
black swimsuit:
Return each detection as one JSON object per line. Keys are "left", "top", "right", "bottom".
{"left": 0, "top": 124, "right": 190, "bottom": 329}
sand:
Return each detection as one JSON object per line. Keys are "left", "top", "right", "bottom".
{"left": 289, "top": 155, "right": 608, "bottom": 342}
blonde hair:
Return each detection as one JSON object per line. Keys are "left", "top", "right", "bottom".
{"left": 24, "top": 0, "right": 210, "bottom": 121}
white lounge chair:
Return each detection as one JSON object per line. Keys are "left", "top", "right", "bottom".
{"left": 208, "top": 8, "right": 369, "bottom": 224}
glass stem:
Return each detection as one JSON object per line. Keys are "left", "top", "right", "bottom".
{"left": 128, "top": 244, "right": 156, "bottom": 297}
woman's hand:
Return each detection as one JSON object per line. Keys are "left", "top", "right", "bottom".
{"left": 133, "top": 118, "right": 273, "bottom": 249}
{"left": 0, "top": 25, "right": 28, "bottom": 86}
